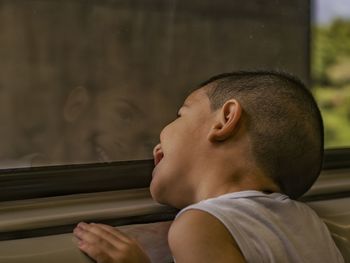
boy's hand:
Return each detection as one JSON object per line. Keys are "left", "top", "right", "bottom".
{"left": 73, "top": 222, "right": 151, "bottom": 263}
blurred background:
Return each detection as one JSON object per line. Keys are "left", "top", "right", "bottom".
{"left": 312, "top": 0, "right": 350, "bottom": 148}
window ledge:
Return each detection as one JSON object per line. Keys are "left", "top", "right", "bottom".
{"left": 0, "top": 188, "right": 177, "bottom": 240}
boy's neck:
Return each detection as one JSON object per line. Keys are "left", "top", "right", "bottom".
{"left": 191, "top": 162, "right": 281, "bottom": 203}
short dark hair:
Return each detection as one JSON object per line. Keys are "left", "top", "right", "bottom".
{"left": 200, "top": 71, "right": 324, "bottom": 199}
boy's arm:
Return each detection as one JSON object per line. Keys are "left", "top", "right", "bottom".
{"left": 168, "top": 209, "right": 246, "bottom": 263}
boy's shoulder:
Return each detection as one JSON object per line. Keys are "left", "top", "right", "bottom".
{"left": 168, "top": 209, "right": 245, "bottom": 263}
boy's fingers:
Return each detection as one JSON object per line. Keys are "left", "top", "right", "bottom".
{"left": 74, "top": 223, "right": 116, "bottom": 246}
{"left": 92, "top": 223, "right": 131, "bottom": 243}
{"left": 75, "top": 222, "right": 129, "bottom": 248}
{"left": 74, "top": 223, "right": 151, "bottom": 263}
{"left": 78, "top": 240, "right": 113, "bottom": 263}
{"left": 73, "top": 225, "right": 98, "bottom": 244}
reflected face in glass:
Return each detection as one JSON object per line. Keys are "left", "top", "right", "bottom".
{"left": 93, "top": 89, "right": 154, "bottom": 161}
{"left": 60, "top": 87, "right": 155, "bottom": 164}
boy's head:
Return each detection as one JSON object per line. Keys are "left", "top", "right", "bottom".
{"left": 151, "top": 71, "right": 324, "bottom": 207}
{"left": 203, "top": 71, "right": 324, "bottom": 199}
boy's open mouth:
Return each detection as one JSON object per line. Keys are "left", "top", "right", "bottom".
{"left": 154, "top": 148, "right": 164, "bottom": 166}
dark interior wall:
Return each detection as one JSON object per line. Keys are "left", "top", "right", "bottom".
{"left": 0, "top": 0, "right": 310, "bottom": 167}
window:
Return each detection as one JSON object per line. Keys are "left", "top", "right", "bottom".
{"left": 0, "top": 0, "right": 309, "bottom": 171}
{"left": 312, "top": 0, "right": 350, "bottom": 148}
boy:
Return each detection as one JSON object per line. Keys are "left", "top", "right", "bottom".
{"left": 73, "top": 71, "right": 344, "bottom": 262}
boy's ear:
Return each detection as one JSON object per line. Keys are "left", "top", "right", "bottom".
{"left": 208, "top": 99, "right": 242, "bottom": 142}
{"left": 63, "top": 86, "right": 90, "bottom": 123}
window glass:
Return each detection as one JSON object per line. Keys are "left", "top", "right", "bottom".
{"left": 0, "top": 0, "right": 309, "bottom": 169}
{"left": 312, "top": 0, "right": 350, "bottom": 148}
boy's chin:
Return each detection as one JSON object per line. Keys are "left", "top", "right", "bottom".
{"left": 150, "top": 183, "right": 169, "bottom": 205}
{"left": 149, "top": 181, "right": 161, "bottom": 202}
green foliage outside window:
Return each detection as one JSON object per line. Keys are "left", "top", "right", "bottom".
{"left": 312, "top": 19, "right": 350, "bottom": 148}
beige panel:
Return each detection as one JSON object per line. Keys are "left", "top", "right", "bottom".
{"left": 0, "top": 188, "right": 175, "bottom": 232}
{"left": 0, "top": 188, "right": 173, "bottom": 262}
{"left": 304, "top": 168, "right": 350, "bottom": 198}
{"left": 305, "top": 169, "right": 350, "bottom": 260}
{"left": 0, "top": 233, "right": 93, "bottom": 263}
{"left": 0, "top": 222, "right": 172, "bottom": 263}
{"left": 308, "top": 197, "right": 350, "bottom": 261}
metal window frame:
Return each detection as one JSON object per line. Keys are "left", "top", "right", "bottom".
{"left": 0, "top": 159, "right": 154, "bottom": 202}
{"left": 0, "top": 148, "right": 349, "bottom": 202}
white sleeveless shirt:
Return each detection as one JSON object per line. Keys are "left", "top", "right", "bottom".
{"left": 177, "top": 191, "right": 344, "bottom": 263}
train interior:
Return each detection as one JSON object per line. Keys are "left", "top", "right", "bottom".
{"left": 0, "top": 0, "right": 350, "bottom": 262}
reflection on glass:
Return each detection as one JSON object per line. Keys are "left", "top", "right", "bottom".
{"left": 312, "top": 0, "right": 350, "bottom": 148}
{"left": 0, "top": 0, "right": 309, "bottom": 169}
